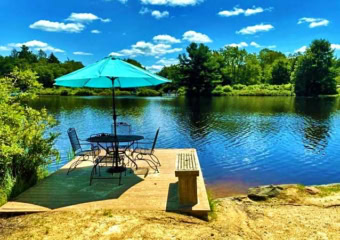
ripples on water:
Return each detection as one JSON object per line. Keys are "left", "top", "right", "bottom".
{"left": 30, "top": 96, "right": 340, "bottom": 196}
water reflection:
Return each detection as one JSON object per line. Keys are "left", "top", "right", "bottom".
{"left": 29, "top": 96, "right": 340, "bottom": 192}
{"left": 294, "top": 98, "right": 337, "bottom": 152}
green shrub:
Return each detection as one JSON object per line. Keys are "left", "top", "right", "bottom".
{"left": 177, "top": 87, "right": 187, "bottom": 96}
{"left": 222, "top": 85, "right": 233, "bottom": 93}
{"left": 115, "top": 90, "right": 132, "bottom": 96}
{"left": 212, "top": 85, "right": 223, "bottom": 96}
{"left": 232, "top": 84, "right": 246, "bottom": 90}
{"left": 0, "top": 69, "right": 58, "bottom": 207}
{"left": 74, "top": 89, "right": 94, "bottom": 96}
{"left": 136, "top": 88, "right": 161, "bottom": 96}
{"left": 60, "top": 89, "right": 69, "bottom": 96}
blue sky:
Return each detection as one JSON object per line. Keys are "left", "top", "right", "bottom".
{"left": 0, "top": 0, "right": 339, "bottom": 71}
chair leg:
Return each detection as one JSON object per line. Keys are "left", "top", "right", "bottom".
{"left": 135, "top": 153, "right": 159, "bottom": 173}
{"left": 67, "top": 158, "right": 82, "bottom": 175}
{"left": 150, "top": 154, "right": 161, "bottom": 166}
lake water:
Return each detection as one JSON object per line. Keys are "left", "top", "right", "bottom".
{"left": 30, "top": 96, "right": 340, "bottom": 196}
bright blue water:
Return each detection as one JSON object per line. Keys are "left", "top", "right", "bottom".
{"left": 30, "top": 96, "right": 340, "bottom": 193}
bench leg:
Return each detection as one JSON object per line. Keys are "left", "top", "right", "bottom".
{"left": 177, "top": 175, "right": 198, "bottom": 205}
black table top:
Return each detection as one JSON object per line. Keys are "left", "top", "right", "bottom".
{"left": 86, "top": 134, "right": 144, "bottom": 143}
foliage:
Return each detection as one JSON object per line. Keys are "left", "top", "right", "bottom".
{"left": 124, "top": 58, "right": 145, "bottom": 69}
{"left": 38, "top": 87, "right": 132, "bottom": 96}
{"left": 271, "top": 59, "right": 291, "bottom": 85}
{"left": 316, "top": 184, "right": 340, "bottom": 197}
{"left": 207, "top": 190, "right": 219, "bottom": 220}
{"left": 212, "top": 84, "right": 294, "bottom": 96}
{"left": 136, "top": 88, "right": 162, "bottom": 96}
{"left": 0, "top": 69, "right": 58, "bottom": 206}
{"left": 294, "top": 39, "right": 337, "bottom": 96}
{"left": 157, "top": 39, "right": 340, "bottom": 96}
{"left": 179, "top": 43, "right": 219, "bottom": 96}
{"left": 0, "top": 45, "right": 84, "bottom": 88}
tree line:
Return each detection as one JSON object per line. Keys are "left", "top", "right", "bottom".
{"left": 159, "top": 39, "right": 340, "bottom": 96}
{"left": 1, "top": 39, "right": 339, "bottom": 97}
{"left": 0, "top": 46, "right": 84, "bottom": 88}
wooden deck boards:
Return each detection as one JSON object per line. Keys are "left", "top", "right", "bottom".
{"left": 0, "top": 149, "right": 210, "bottom": 217}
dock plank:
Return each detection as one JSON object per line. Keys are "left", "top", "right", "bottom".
{"left": 0, "top": 149, "right": 210, "bottom": 217}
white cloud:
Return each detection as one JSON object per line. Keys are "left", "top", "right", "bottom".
{"left": 156, "top": 57, "right": 179, "bottom": 66}
{"left": 73, "top": 51, "right": 93, "bottom": 56}
{"left": 250, "top": 42, "right": 260, "bottom": 48}
{"left": 295, "top": 46, "right": 307, "bottom": 53}
{"left": 0, "top": 46, "right": 11, "bottom": 51}
{"left": 29, "top": 20, "right": 85, "bottom": 33}
{"left": 109, "top": 52, "right": 124, "bottom": 57}
{"left": 298, "top": 17, "right": 329, "bottom": 28}
{"left": 331, "top": 44, "right": 340, "bottom": 50}
{"left": 91, "top": 30, "right": 101, "bottom": 34}
{"left": 110, "top": 41, "right": 182, "bottom": 57}
{"left": 227, "top": 42, "right": 248, "bottom": 48}
{"left": 218, "top": 6, "right": 269, "bottom": 17}
{"left": 139, "top": 7, "right": 151, "bottom": 15}
{"left": 8, "top": 40, "right": 64, "bottom": 53}
{"left": 146, "top": 65, "right": 164, "bottom": 72}
{"left": 218, "top": 8, "right": 244, "bottom": 17}
{"left": 66, "top": 13, "right": 111, "bottom": 23}
{"left": 244, "top": 7, "right": 266, "bottom": 16}
{"left": 141, "top": 0, "right": 203, "bottom": 6}
{"left": 151, "top": 10, "right": 169, "bottom": 19}
{"left": 183, "top": 30, "right": 212, "bottom": 43}
{"left": 153, "top": 34, "right": 181, "bottom": 44}
{"left": 237, "top": 23, "right": 274, "bottom": 35}
{"left": 250, "top": 41, "right": 276, "bottom": 49}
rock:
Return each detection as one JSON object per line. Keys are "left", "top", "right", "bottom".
{"left": 247, "top": 185, "right": 282, "bottom": 201}
{"left": 305, "top": 187, "right": 321, "bottom": 195}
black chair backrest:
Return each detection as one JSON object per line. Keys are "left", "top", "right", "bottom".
{"left": 151, "top": 128, "right": 160, "bottom": 153}
{"left": 68, "top": 128, "right": 82, "bottom": 154}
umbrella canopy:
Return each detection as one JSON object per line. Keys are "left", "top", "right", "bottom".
{"left": 54, "top": 57, "right": 170, "bottom": 171}
{"left": 54, "top": 57, "right": 170, "bottom": 88}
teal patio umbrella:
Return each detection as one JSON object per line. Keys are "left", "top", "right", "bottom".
{"left": 54, "top": 57, "right": 170, "bottom": 136}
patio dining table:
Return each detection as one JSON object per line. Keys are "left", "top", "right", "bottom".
{"left": 86, "top": 134, "right": 144, "bottom": 173}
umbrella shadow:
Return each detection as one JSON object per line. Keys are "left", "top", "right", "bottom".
{"left": 12, "top": 165, "right": 146, "bottom": 210}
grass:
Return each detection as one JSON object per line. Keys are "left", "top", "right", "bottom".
{"left": 315, "top": 184, "right": 340, "bottom": 197}
{"left": 207, "top": 190, "right": 219, "bottom": 220}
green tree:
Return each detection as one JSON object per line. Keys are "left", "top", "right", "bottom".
{"left": 37, "top": 49, "right": 47, "bottom": 60}
{"left": 0, "top": 69, "right": 58, "bottom": 206}
{"left": 179, "top": 43, "right": 219, "bottom": 96}
{"left": 271, "top": 59, "right": 291, "bottom": 85}
{"left": 259, "top": 49, "right": 286, "bottom": 83}
{"left": 294, "top": 39, "right": 337, "bottom": 96}
{"left": 158, "top": 64, "right": 181, "bottom": 90}
{"left": 48, "top": 53, "right": 60, "bottom": 64}
{"left": 220, "top": 47, "right": 247, "bottom": 85}
{"left": 124, "top": 58, "right": 145, "bottom": 69}
{"left": 18, "top": 45, "right": 38, "bottom": 63}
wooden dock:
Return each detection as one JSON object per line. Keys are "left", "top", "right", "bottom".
{"left": 0, "top": 149, "right": 210, "bottom": 217}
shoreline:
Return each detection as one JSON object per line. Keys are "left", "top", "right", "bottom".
{"left": 1, "top": 182, "right": 340, "bottom": 239}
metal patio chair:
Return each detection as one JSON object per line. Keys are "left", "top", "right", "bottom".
{"left": 111, "top": 122, "right": 135, "bottom": 165}
{"left": 132, "top": 128, "right": 160, "bottom": 172}
{"left": 67, "top": 128, "right": 93, "bottom": 175}
{"left": 90, "top": 144, "right": 126, "bottom": 185}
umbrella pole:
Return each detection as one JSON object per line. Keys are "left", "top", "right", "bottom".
{"left": 111, "top": 78, "right": 119, "bottom": 170}
{"left": 112, "top": 79, "right": 117, "bottom": 138}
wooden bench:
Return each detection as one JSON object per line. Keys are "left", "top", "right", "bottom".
{"left": 175, "top": 152, "right": 199, "bottom": 205}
